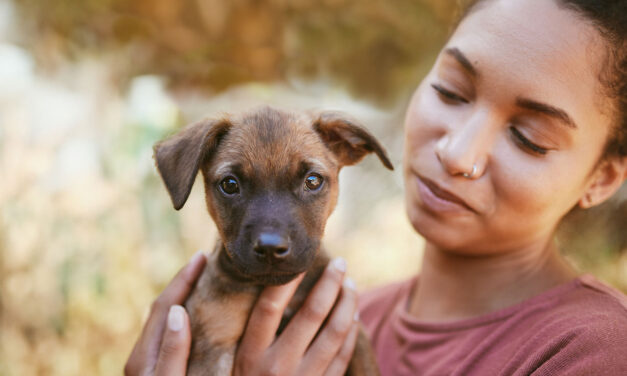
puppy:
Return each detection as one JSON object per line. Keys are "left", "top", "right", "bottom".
{"left": 154, "top": 107, "right": 392, "bottom": 375}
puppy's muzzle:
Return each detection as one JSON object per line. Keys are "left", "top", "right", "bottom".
{"left": 253, "top": 232, "right": 290, "bottom": 263}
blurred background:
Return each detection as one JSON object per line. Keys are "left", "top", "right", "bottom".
{"left": 0, "top": 0, "right": 625, "bottom": 374}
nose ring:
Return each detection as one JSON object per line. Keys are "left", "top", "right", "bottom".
{"left": 462, "top": 164, "right": 478, "bottom": 179}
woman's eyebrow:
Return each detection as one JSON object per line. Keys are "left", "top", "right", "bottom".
{"left": 444, "top": 47, "right": 478, "bottom": 77}
{"left": 516, "top": 98, "right": 578, "bottom": 129}
{"left": 444, "top": 46, "right": 577, "bottom": 130}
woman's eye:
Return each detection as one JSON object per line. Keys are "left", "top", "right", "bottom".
{"left": 304, "top": 173, "right": 323, "bottom": 191}
{"left": 431, "top": 83, "right": 469, "bottom": 104}
{"left": 509, "top": 127, "right": 549, "bottom": 156}
{"left": 219, "top": 177, "right": 240, "bottom": 195}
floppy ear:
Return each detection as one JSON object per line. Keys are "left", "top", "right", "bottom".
{"left": 313, "top": 111, "right": 394, "bottom": 170}
{"left": 154, "top": 118, "right": 232, "bottom": 210}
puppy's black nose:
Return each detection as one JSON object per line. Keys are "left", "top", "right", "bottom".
{"left": 254, "top": 232, "right": 290, "bottom": 261}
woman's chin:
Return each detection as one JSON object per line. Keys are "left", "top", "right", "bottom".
{"left": 406, "top": 202, "right": 478, "bottom": 252}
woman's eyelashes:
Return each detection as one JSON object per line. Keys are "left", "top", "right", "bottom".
{"left": 431, "top": 83, "right": 469, "bottom": 104}
{"left": 509, "top": 127, "right": 549, "bottom": 155}
{"left": 432, "top": 81, "right": 553, "bottom": 156}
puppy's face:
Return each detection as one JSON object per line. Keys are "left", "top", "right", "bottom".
{"left": 202, "top": 111, "right": 339, "bottom": 284}
{"left": 154, "top": 107, "right": 392, "bottom": 285}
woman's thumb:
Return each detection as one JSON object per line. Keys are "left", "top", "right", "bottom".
{"left": 154, "top": 305, "right": 192, "bottom": 376}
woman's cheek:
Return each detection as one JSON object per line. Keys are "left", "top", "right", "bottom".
{"left": 490, "top": 146, "right": 580, "bottom": 233}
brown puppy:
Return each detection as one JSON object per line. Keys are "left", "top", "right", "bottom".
{"left": 154, "top": 107, "right": 392, "bottom": 375}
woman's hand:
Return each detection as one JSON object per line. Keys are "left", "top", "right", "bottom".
{"left": 233, "top": 258, "right": 360, "bottom": 376}
{"left": 125, "top": 253, "right": 358, "bottom": 376}
{"left": 125, "top": 251, "right": 207, "bottom": 376}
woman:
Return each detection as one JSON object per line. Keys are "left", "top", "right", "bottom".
{"left": 125, "top": 0, "right": 627, "bottom": 374}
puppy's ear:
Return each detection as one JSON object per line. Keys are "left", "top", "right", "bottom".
{"left": 154, "top": 118, "right": 232, "bottom": 210}
{"left": 313, "top": 111, "right": 393, "bottom": 170}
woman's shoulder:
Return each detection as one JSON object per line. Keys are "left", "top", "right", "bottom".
{"left": 514, "top": 275, "right": 627, "bottom": 374}
{"left": 539, "top": 274, "right": 627, "bottom": 337}
{"left": 548, "top": 274, "right": 627, "bottom": 322}
{"left": 575, "top": 274, "right": 627, "bottom": 309}
{"left": 503, "top": 274, "right": 627, "bottom": 340}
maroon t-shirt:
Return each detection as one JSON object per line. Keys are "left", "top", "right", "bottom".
{"left": 359, "top": 275, "right": 627, "bottom": 376}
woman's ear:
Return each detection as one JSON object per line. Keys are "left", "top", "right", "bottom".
{"left": 578, "top": 156, "right": 627, "bottom": 209}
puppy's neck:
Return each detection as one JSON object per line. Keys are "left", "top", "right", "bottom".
{"left": 216, "top": 244, "right": 257, "bottom": 285}
{"left": 194, "top": 243, "right": 262, "bottom": 298}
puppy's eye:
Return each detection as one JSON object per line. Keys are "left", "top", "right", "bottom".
{"left": 304, "top": 173, "right": 323, "bottom": 191}
{"left": 219, "top": 177, "right": 239, "bottom": 195}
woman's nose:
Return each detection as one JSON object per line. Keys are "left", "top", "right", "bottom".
{"left": 435, "top": 111, "right": 496, "bottom": 178}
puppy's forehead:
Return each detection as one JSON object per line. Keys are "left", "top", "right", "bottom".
{"left": 211, "top": 108, "right": 336, "bottom": 177}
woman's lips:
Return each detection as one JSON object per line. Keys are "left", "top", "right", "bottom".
{"left": 415, "top": 174, "right": 476, "bottom": 214}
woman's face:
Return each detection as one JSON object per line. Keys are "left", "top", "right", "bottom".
{"left": 403, "top": 0, "right": 615, "bottom": 254}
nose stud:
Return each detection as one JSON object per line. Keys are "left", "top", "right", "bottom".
{"left": 462, "top": 164, "right": 478, "bottom": 179}
{"left": 436, "top": 135, "right": 481, "bottom": 179}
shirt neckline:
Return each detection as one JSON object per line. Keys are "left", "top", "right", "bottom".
{"left": 395, "top": 274, "right": 587, "bottom": 333}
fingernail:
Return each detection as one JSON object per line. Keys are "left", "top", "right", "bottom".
{"left": 344, "top": 277, "right": 356, "bottom": 290}
{"left": 168, "top": 305, "right": 185, "bottom": 332}
{"left": 354, "top": 311, "right": 360, "bottom": 322}
{"left": 332, "top": 257, "right": 347, "bottom": 273}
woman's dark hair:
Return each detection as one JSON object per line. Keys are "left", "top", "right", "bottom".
{"left": 460, "top": 0, "right": 627, "bottom": 159}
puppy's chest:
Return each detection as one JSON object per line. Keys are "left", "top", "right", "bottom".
{"left": 186, "top": 285, "right": 256, "bottom": 349}
{"left": 185, "top": 261, "right": 259, "bottom": 350}
{"left": 185, "top": 251, "right": 328, "bottom": 350}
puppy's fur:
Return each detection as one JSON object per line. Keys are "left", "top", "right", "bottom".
{"left": 154, "top": 107, "right": 392, "bottom": 375}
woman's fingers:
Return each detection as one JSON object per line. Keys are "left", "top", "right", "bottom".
{"left": 234, "top": 257, "right": 357, "bottom": 376}
{"left": 323, "top": 321, "right": 360, "bottom": 376}
{"left": 273, "top": 258, "right": 347, "bottom": 360}
{"left": 296, "top": 278, "right": 358, "bottom": 375}
{"left": 154, "top": 305, "right": 192, "bottom": 376}
{"left": 125, "top": 251, "right": 206, "bottom": 376}
{"left": 234, "top": 273, "right": 305, "bottom": 374}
